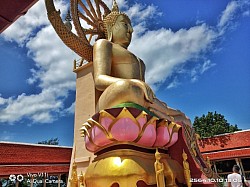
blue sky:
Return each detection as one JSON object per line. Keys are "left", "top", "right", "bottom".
{"left": 0, "top": 0, "right": 249, "bottom": 146}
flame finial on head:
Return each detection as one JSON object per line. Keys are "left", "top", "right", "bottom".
{"left": 112, "top": 0, "right": 120, "bottom": 12}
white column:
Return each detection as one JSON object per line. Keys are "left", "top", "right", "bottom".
{"left": 58, "top": 174, "right": 61, "bottom": 187}
{"left": 213, "top": 161, "right": 218, "bottom": 174}
{"left": 235, "top": 158, "right": 243, "bottom": 175}
{"left": 43, "top": 175, "right": 46, "bottom": 187}
{"left": 30, "top": 176, "right": 34, "bottom": 187}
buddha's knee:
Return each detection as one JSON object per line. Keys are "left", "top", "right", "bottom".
{"left": 113, "top": 80, "right": 144, "bottom": 95}
{"left": 98, "top": 80, "right": 146, "bottom": 110}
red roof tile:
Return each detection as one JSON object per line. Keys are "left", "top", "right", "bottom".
{"left": 202, "top": 148, "right": 250, "bottom": 160}
{"left": 0, "top": 165, "right": 69, "bottom": 177}
{"left": 0, "top": 142, "right": 72, "bottom": 165}
{"left": 198, "top": 130, "right": 250, "bottom": 153}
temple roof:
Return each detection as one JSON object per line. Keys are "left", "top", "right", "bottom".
{"left": 0, "top": 141, "right": 72, "bottom": 176}
{"left": 0, "top": 0, "right": 38, "bottom": 33}
{"left": 198, "top": 130, "right": 250, "bottom": 160}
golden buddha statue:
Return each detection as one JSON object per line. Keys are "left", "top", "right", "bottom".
{"left": 182, "top": 150, "right": 192, "bottom": 187}
{"left": 45, "top": 0, "right": 190, "bottom": 125}
{"left": 154, "top": 149, "right": 166, "bottom": 187}
{"left": 93, "top": 0, "right": 191, "bottom": 126}
{"left": 45, "top": 0, "right": 191, "bottom": 126}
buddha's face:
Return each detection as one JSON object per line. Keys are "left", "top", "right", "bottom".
{"left": 155, "top": 152, "right": 161, "bottom": 160}
{"left": 111, "top": 15, "right": 133, "bottom": 48}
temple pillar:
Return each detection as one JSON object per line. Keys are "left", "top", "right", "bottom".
{"left": 43, "top": 175, "right": 46, "bottom": 187}
{"left": 30, "top": 176, "right": 34, "bottom": 187}
{"left": 68, "top": 62, "right": 97, "bottom": 180}
{"left": 57, "top": 174, "right": 61, "bottom": 187}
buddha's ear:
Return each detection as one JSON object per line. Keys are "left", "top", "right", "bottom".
{"left": 105, "top": 24, "right": 113, "bottom": 41}
{"left": 108, "top": 32, "right": 113, "bottom": 41}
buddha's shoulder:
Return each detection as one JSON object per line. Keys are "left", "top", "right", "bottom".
{"left": 94, "top": 39, "right": 130, "bottom": 55}
{"left": 94, "top": 39, "right": 112, "bottom": 48}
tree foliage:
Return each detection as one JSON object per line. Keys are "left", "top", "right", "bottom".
{"left": 38, "top": 137, "right": 59, "bottom": 145}
{"left": 193, "top": 111, "right": 241, "bottom": 138}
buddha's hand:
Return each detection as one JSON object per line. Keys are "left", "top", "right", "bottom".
{"left": 130, "top": 79, "right": 155, "bottom": 103}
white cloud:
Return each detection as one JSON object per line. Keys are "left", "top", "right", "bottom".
{"left": 0, "top": 91, "right": 62, "bottom": 123}
{"left": 0, "top": 0, "right": 77, "bottom": 124}
{"left": 0, "top": 131, "right": 14, "bottom": 141}
{"left": 130, "top": 24, "right": 217, "bottom": 87}
{"left": 201, "top": 60, "right": 216, "bottom": 74}
{"left": 190, "top": 60, "right": 216, "bottom": 83}
{"left": 126, "top": 3, "right": 160, "bottom": 22}
{"left": 217, "top": 0, "right": 250, "bottom": 33}
{"left": 130, "top": 0, "right": 249, "bottom": 90}
{"left": 26, "top": 26, "right": 77, "bottom": 90}
{"left": 62, "top": 102, "right": 75, "bottom": 115}
{"left": 243, "top": 10, "right": 250, "bottom": 17}
{"left": 0, "top": 96, "right": 6, "bottom": 105}
{"left": 2, "top": 1, "right": 67, "bottom": 45}
{"left": 132, "top": 22, "right": 147, "bottom": 35}
{"left": 218, "top": 1, "right": 239, "bottom": 28}
{"left": 167, "top": 77, "right": 180, "bottom": 89}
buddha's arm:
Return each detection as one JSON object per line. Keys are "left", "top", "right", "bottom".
{"left": 150, "top": 99, "right": 191, "bottom": 125}
{"left": 151, "top": 98, "right": 182, "bottom": 115}
{"left": 93, "top": 39, "right": 124, "bottom": 91}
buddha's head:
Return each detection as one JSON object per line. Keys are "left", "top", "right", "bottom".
{"left": 155, "top": 149, "right": 161, "bottom": 160}
{"left": 103, "top": 0, "right": 133, "bottom": 48}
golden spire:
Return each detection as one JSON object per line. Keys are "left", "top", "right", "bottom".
{"left": 112, "top": 0, "right": 120, "bottom": 12}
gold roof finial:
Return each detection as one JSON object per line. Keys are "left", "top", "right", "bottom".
{"left": 112, "top": 0, "right": 120, "bottom": 12}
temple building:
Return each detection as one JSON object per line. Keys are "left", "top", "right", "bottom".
{"left": 199, "top": 129, "right": 250, "bottom": 180}
{"left": 0, "top": 142, "right": 71, "bottom": 186}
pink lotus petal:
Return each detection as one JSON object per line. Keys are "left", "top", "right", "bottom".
{"left": 92, "top": 126, "right": 112, "bottom": 147}
{"left": 111, "top": 118, "right": 139, "bottom": 141}
{"left": 137, "top": 124, "right": 156, "bottom": 146}
{"left": 154, "top": 126, "right": 170, "bottom": 147}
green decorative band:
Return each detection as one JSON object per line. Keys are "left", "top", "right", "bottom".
{"left": 112, "top": 102, "right": 158, "bottom": 117}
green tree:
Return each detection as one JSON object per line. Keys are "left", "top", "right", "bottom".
{"left": 193, "top": 111, "right": 241, "bottom": 138}
{"left": 38, "top": 137, "right": 59, "bottom": 145}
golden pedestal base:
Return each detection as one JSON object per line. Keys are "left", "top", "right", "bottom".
{"left": 68, "top": 106, "right": 218, "bottom": 187}
{"left": 85, "top": 149, "right": 184, "bottom": 187}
